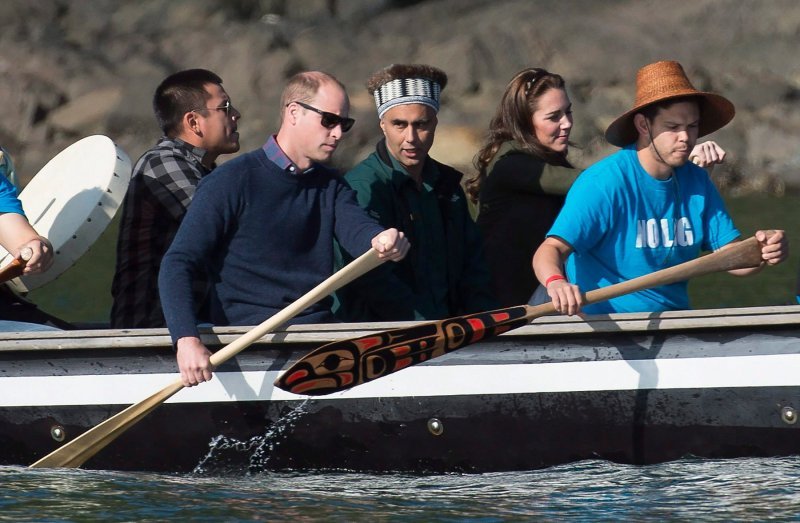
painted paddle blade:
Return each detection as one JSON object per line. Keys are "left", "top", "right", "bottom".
{"left": 275, "top": 305, "right": 532, "bottom": 395}
{"left": 277, "top": 235, "right": 767, "bottom": 396}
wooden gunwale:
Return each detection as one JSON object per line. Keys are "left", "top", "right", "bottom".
{"left": 1, "top": 305, "right": 798, "bottom": 353}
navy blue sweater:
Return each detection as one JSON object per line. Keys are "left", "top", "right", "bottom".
{"left": 158, "top": 148, "right": 384, "bottom": 342}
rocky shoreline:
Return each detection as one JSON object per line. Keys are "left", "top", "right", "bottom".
{"left": 2, "top": 0, "right": 799, "bottom": 193}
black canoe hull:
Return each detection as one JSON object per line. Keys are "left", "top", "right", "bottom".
{"left": 2, "top": 306, "right": 800, "bottom": 473}
{"left": 4, "top": 388, "right": 799, "bottom": 474}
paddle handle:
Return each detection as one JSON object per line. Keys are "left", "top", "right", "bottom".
{"left": 523, "top": 235, "right": 764, "bottom": 321}
{"left": 209, "top": 247, "right": 383, "bottom": 368}
{"left": 0, "top": 247, "right": 32, "bottom": 284}
{"left": 0, "top": 257, "right": 25, "bottom": 284}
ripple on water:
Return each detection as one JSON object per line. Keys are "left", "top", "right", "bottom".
{"left": 3, "top": 456, "right": 800, "bottom": 521}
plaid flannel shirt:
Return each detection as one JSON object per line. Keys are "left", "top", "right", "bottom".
{"left": 110, "top": 137, "right": 212, "bottom": 328}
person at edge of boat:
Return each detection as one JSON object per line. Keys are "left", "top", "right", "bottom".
{"left": 532, "top": 60, "right": 788, "bottom": 316}
{"left": 465, "top": 68, "right": 580, "bottom": 308}
{"left": 467, "top": 68, "right": 733, "bottom": 309}
{"left": 110, "top": 69, "right": 242, "bottom": 329}
{"left": 158, "top": 71, "right": 410, "bottom": 387}
{"left": 0, "top": 146, "right": 58, "bottom": 328}
{"left": 332, "top": 63, "right": 496, "bottom": 322}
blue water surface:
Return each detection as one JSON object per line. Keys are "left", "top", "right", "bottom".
{"left": 2, "top": 456, "right": 800, "bottom": 521}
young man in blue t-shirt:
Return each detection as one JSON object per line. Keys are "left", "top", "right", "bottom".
{"left": 533, "top": 60, "right": 788, "bottom": 315}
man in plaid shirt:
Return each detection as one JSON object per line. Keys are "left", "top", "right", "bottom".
{"left": 110, "top": 69, "right": 241, "bottom": 328}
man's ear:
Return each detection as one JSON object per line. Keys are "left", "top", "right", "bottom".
{"left": 183, "top": 111, "right": 201, "bottom": 136}
{"left": 633, "top": 113, "right": 649, "bottom": 138}
{"left": 285, "top": 103, "right": 299, "bottom": 126}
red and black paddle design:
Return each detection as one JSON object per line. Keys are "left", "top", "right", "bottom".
{"left": 275, "top": 235, "right": 766, "bottom": 396}
{"left": 275, "top": 305, "right": 532, "bottom": 395}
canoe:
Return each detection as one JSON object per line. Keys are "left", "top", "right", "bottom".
{"left": 3, "top": 305, "right": 800, "bottom": 474}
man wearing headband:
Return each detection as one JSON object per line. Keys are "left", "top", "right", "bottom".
{"left": 159, "top": 71, "right": 409, "bottom": 387}
{"left": 533, "top": 60, "right": 787, "bottom": 315}
{"left": 335, "top": 64, "right": 495, "bottom": 321}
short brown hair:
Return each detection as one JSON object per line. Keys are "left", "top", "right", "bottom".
{"left": 279, "top": 71, "right": 346, "bottom": 122}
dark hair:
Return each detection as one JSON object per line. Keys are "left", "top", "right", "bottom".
{"left": 153, "top": 69, "right": 223, "bottom": 136}
{"left": 639, "top": 95, "right": 701, "bottom": 122}
{"left": 467, "top": 68, "right": 572, "bottom": 203}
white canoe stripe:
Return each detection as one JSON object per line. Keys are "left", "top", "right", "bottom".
{"left": 3, "top": 353, "right": 799, "bottom": 407}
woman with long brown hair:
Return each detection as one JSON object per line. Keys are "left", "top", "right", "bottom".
{"left": 467, "top": 68, "right": 578, "bottom": 307}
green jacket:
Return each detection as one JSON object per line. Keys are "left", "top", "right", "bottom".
{"left": 334, "top": 140, "right": 497, "bottom": 321}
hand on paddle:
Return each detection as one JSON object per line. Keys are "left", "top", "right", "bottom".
{"left": 176, "top": 336, "right": 213, "bottom": 387}
{"left": 17, "top": 236, "right": 53, "bottom": 274}
{"left": 756, "top": 229, "right": 788, "bottom": 265}
{"left": 727, "top": 229, "right": 788, "bottom": 276}
{"left": 0, "top": 212, "right": 53, "bottom": 275}
{"left": 371, "top": 228, "right": 410, "bottom": 261}
{"left": 533, "top": 236, "right": 583, "bottom": 316}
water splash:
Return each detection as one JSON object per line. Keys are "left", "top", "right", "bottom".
{"left": 193, "top": 399, "right": 310, "bottom": 475}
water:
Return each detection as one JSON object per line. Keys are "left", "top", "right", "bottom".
{"left": 194, "top": 399, "right": 311, "bottom": 475}
{"left": 2, "top": 457, "right": 800, "bottom": 521}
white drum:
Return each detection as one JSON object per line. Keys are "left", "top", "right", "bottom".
{"left": 0, "top": 135, "right": 132, "bottom": 292}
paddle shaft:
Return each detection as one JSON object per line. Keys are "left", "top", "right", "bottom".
{"left": 521, "top": 235, "right": 764, "bottom": 321}
{"left": 30, "top": 247, "right": 385, "bottom": 468}
{"left": 0, "top": 247, "right": 33, "bottom": 284}
{"left": 0, "top": 257, "right": 25, "bottom": 284}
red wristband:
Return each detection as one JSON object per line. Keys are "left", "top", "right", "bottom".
{"left": 545, "top": 274, "right": 566, "bottom": 286}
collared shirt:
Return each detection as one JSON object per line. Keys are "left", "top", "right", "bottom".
{"left": 110, "top": 136, "right": 212, "bottom": 328}
{"left": 262, "top": 135, "right": 314, "bottom": 175}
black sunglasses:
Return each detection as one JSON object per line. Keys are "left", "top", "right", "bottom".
{"left": 291, "top": 101, "right": 355, "bottom": 132}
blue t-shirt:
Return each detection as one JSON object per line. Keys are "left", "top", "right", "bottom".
{"left": 0, "top": 171, "right": 24, "bottom": 215}
{"left": 547, "top": 145, "right": 739, "bottom": 313}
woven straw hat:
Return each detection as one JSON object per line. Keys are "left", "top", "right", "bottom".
{"left": 605, "top": 61, "right": 735, "bottom": 147}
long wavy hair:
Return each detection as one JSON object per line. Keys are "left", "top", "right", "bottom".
{"left": 467, "top": 68, "right": 573, "bottom": 203}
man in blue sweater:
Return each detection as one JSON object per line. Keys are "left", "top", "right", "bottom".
{"left": 159, "top": 71, "right": 410, "bottom": 387}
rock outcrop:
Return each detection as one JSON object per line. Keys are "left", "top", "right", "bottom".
{"left": 2, "top": 0, "right": 799, "bottom": 193}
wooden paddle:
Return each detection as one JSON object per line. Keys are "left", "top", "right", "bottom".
{"left": 275, "top": 235, "right": 767, "bottom": 396}
{"left": 0, "top": 247, "right": 32, "bottom": 284}
{"left": 30, "top": 247, "right": 385, "bottom": 469}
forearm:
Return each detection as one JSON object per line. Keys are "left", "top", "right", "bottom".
{"left": 0, "top": 212, "right": 42, "bottom": 251}
{"left": 533, "top": 240, "right": 568, "bottom": 285}
{"left": 158, "top": 251, "right": 203, "bottom": 344}
{"left": 532, "top": 237, "right": 583, "bottom": 316}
